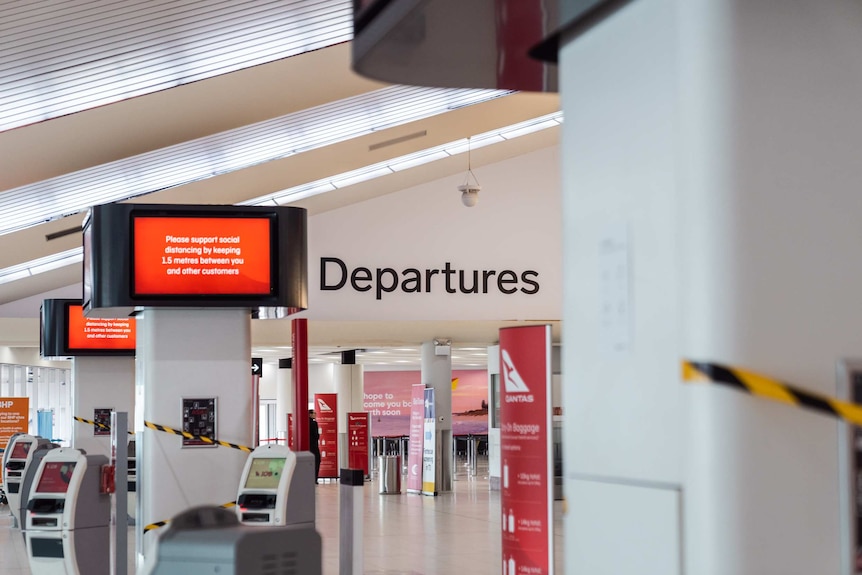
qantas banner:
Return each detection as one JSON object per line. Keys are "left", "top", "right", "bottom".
{"left": 407, "top": 383, "right": 426, "bottom": 493}
{"left": 499, "top": 325, "right": 553, "bottom": 575}
{"left": 347, "top": 412, "right": 370, "bottom": 475}
{"left": 314, "top": 393, "right": 339, "bottom": 478}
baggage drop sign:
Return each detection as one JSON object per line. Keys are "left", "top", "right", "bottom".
{"left": 499, "top": 325, "right": 553, "bottom": 575}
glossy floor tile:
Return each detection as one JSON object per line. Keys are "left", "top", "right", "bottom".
{"left": 0, "top": 458, "right": 564, "bottom": 574}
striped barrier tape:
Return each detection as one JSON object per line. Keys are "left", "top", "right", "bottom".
{"left": 143, "top": 501, "right": 237, "bottom": 533}
{"left": 74, "top": 415, "right": 135, "bottom": 435}
{"left": 682, "top": 360, "right": 862, "bottom": 426}
{"left": 143, "top": 421, "right": 253, "bottom": 453}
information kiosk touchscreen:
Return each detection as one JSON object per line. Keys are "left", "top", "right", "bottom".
{"left": 5, "top": 434, "right": 52, "bottom": 527}
{"left": 25, "top": 448, "right": 110, "bottom": 575}
{"left": 236, "top": 444, "right": 295, "bottom": 526}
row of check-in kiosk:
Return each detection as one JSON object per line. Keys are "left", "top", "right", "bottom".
{"left": 2, "top": 434, "right": 322, "bottom": 574}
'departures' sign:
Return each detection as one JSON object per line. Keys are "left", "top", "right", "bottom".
{"left": 499, "top": 325, "right": 553, "bottom": 575}
{"left": 0, "top": 398, "right": 29, "bottom": 450}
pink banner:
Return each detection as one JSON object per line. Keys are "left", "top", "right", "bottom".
{"left": 347, "top": 412, "right": 370, "bottom": 475}
{"left": 406, "top": 383, "right": 426, "bottom": 493}
{"left": 499, "top": 325, "right": 553, "bottom": 575}
{"left": 314, "top": 393, "right": 339, "bottom": 479}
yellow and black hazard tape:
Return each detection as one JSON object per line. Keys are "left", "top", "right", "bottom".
{"left": 74, "top": 416, "right": 135, "bottom": 435}
{"left": 143, "top": 421, "right": 253, "bottom": 453}
{"left": 143, "top": 501, "right": 236, "bottom": 533}
{"left": 682, "top": 360, "right": 862, "bottom": 426}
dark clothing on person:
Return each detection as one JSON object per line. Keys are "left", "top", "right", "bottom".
{"left": 309, "top": 416, "right": 321, "bottom": 483}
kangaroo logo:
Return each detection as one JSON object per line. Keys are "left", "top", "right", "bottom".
{"left": 501, "top": 350, "right": 530, "bottom": 392}
{"left": 501, "top": 349, "right": 535, "bottom": 403}
{"left": 317, "top": 398, "right": 333, "bottom": 412}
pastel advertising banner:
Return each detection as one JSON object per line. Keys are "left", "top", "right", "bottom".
{"left": 0, "top": 398, "right": 29, "bottom": 450}
{"left": 347, "top": 412, "right": 370, "bottom": 476}
{"left": 421, "top": 387, "right": 437, "bottom": 496}
{"left": 499, "top": 325, "right": 553, "bottom": 575}
{"left": 407, "top": 383, "right": 426, "bottom": 493}
{"left": 314, "top": 394, "right": 339, "bottom": 478}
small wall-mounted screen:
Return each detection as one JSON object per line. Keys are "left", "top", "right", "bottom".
{"left": 36, "top": 462, "right": 76, "bottom": 493}
{"left": 244, "top": 458, "right": 286, "bottom": 489}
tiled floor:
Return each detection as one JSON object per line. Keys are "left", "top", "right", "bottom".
{"left": 1, "top": 459, "right": 564, "bottom": 574}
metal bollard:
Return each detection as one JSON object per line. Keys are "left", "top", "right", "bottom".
{"left": 340, "top": 469, "right": 364, "bottom": 575}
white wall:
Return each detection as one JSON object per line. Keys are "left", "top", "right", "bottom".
{"left": 300, "top": 146, "right": 561, "bottom": 322}
{"left": 561, "top": 0, "right": 862, "bottom": 573}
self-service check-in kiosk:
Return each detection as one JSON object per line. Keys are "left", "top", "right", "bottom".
{"left": 6, "top": 434, "right": 55, "bottom": 527}
{"left": 25, "top": 448, "right": 110, "bottom": 575}
{"left": 18, "top": 442, "right": 60, "bottom": 536}
{"left": 236, "top": 445, "right": 315, "bottom": 526}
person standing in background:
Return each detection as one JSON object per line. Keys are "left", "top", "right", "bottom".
{"left": 309, "top": 410, "right": 321, "bottom": 483}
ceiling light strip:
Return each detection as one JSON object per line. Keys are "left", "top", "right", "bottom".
{"left": 0, "top": 0, "right": 353, "bottom": 131}
{"left": 0, "top": 86, "right": 510, "bottom": 236}
{"left": 0, "top": 248, "right": 83, "bottom": 286}
{"left": 250, "top": 111, "right": 563, "bottom": 205}
{"left": 0, "top": 113, "right": 561, "bottom": 285}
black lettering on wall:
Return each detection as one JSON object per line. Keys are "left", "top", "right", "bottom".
{"left": 520, "top": 270, "right": 540, "bottom": 294}
{"left": 376, "top": 268, "right": 398, "bottom": 300}
{"left": 459, "top": 270, "right": 479, "bottom": 294}
{"left": 497, "top": 270, "right": 518, "bottom": 294}
{"left": 482, "top": 270, "right": 497, "bottom": 293}
{"left": 321, "top": 257, "right": 347, "bottom": 290}
{"left": 425, "top": 269, "right": 440, "bottom": 292}
{"left": 401, "top": 269, "right": 422, "bottom": 293}
{"left": 443, "top": 262, "right": 457, "bottom": 294}
{"left": 351, "top": 267, "right": 372, "bottom": 292}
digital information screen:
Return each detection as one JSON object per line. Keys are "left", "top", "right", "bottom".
{"left": 244, "top": 458, "right": 286, "bottom": 489}
{"left": 37, "top": 462, "right": 76, "bottom": 494}
{"left": 10, "top": 441, "right": 31, "bottom": 459}
{"left": 66, "top": 304, "right": 135, "bottom": 351}
{"left": 132, "top": 216, "right": 273, "bottom": 296}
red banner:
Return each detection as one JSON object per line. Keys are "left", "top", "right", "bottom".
{"left": 347, "top": 412, "right": 370, "bottom": 475}
{"left": 499, "top": 325, "right": 553, "bottom": 575}
{"left": 406, "top": 383, "right": 426, "bottom": 493}
{"left": 314, "top": 394, "right": 338, "bottom": 478}
{"left": 287, "top": 413, "right": 294, "bottom": 451}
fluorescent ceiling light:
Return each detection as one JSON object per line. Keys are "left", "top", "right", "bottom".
{"left": 388, "top": 151, "right": 450, "bottom": 172}
{"left": 0, "top": 111, "right": 562, "bottom": 287}
{"left": 248, "top": 111, "right": 563, "bottom": 205}
{"left": 0, "top": 0, "right": 354, "bottom": 131}
{"left": 0, "top": 248, "right": 83, "bottom": 285}
{"left": 331, "top": 167, "right": 394, "bottom": 188}
{"left": 0, "top": 86, "right": 510, "bottom": 237}
{"left": 500, "top": 119, "right": 563, "bottom": 139}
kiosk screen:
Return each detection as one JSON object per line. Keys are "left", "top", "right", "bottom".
{"left": 36, "top": 462, "right": 76, "bottom": 493}
{"left": 244, "top": 458, "right": 285, "bottom": 489}
{"left": 10, "top": 441, "right": 31, "bottom": 459}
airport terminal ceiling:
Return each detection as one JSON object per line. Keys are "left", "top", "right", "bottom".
{"left": 0, "top": 0, "right": 561, "bottom": 365}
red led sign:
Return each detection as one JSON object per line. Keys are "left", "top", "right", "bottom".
{"left": 133, "top": 216, "right": 273, "bottom": 296}
{"left": 66, "top": 304, "right": 135, "bottom": 351}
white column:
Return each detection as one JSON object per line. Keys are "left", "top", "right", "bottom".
{"left": 333, "top": 362, "right": 363, "bottom": 469}
{"left": 71, "top": 356, "right": 135, "bottom": 458}
{"left": 135, "top": 308, "right": 252, "bottom": 561}
{"left": 421, "top": 340, "right": 452, "bottom": 492}
{"left": 559, "top": 0, "right": 854, "bottom": 573}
